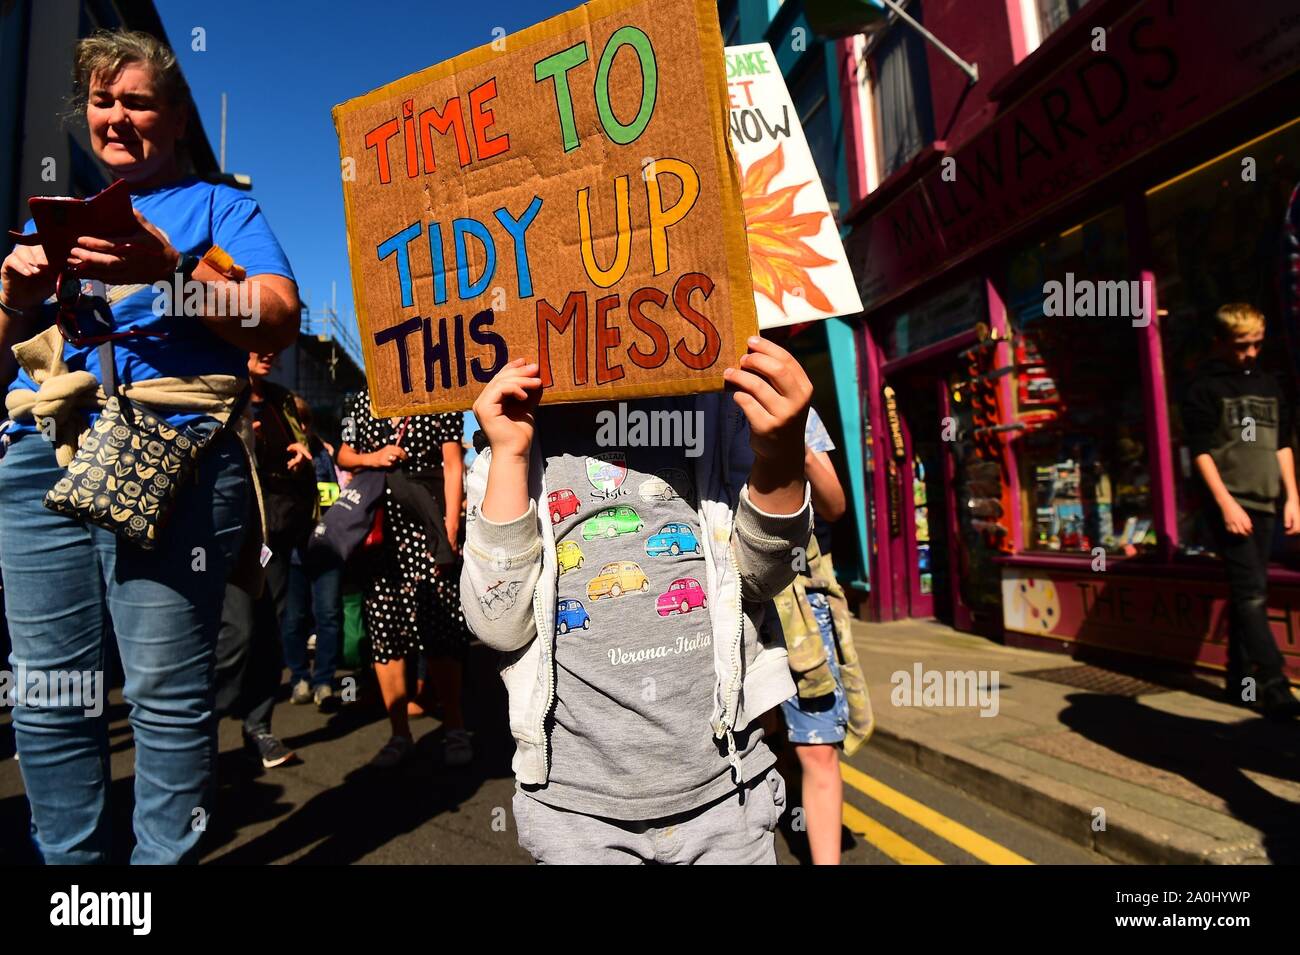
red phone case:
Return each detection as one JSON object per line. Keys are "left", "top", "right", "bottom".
{"left": 8, "top": 179, "right": 137, "bottom": 269}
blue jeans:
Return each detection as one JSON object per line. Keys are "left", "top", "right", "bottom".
{"left": 281, "top": 547, "right": 341, "bottom": 689}
{"left": 0, "top": 429, "right": 247, "bottom": 864}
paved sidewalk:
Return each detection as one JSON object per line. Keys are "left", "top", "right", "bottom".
{"left": 853, "top": 619, "right": 1300, "bottom": 864}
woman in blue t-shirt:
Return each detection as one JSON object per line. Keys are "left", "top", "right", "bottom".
{"left": 0, "top": 29, "right": 299, "bottom": 864}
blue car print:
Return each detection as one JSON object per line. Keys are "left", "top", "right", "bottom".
{"left": 555, "top": 598, "right": 591, "bottom": 635}
{"left": 645, "top": 523, "right": 701, "bottom": 557}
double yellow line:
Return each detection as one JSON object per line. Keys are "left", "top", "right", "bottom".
{"left": 839, "top": 762, "right": 1033, "bottom": 865}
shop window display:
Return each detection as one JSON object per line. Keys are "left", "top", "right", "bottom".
{"left": 913, "top": 457, "right": 931, "bottom": 595}
{"left": 1003, "top": 206, "right": 1155, "bottom": 555}
{"left": 947, "top": 365, "right": 1007, "bottom": 621}
{"left": 1149, "top": 117, "right": 1300, "bottom": 560}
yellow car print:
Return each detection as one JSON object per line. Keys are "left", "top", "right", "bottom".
{"left": 557, "top": 540, "right": 585, "bottom": 575}
{"left": 587, "top": 560, "right": 650, "bottom": 601}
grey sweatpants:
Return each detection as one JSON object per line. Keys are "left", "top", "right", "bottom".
{"left": 511, "top": 767, "right": 786, "bottom": 864}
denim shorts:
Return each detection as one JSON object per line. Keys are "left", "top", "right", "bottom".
{"left": 780, "top": 591, "right": 849, "bottom": 746}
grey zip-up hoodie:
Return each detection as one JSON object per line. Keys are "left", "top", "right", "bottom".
{"left": 460, "top": 393, "right": 810, "bottom": 787}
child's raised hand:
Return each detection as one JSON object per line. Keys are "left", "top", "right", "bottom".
{"left": 724, "top": 336, "right": 812, "bottom": 466}
{"left": 473, "top": 358, "right": 543, "bottom": 461}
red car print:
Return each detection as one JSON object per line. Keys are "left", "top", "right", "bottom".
{"left": 656, "top": 577, "right": 707, "bottom": 616}
{"left": 548, "top": 488, "right": 579, "bottom": 524}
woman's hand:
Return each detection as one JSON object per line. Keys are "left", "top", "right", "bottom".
{"left": 1, "top": 243, "right": 58, "bottom": 309}
{"left": 472, "top": 358, "right": 543, "bottom": 462}
{"left": 367, "top": 445, "right": 407, "bottom": 469}
{"left": 66, "top": 209, "right": 179, "bottom": 284}
{"left": 725, "top": 336, "right": 812, "bottom": 465}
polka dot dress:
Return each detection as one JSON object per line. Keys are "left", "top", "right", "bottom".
{"left": 344, "top": 390, "right": 468, "bottom": 662}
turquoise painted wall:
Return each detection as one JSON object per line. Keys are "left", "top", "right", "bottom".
{"left": 724, "top": 0, "right": 870, "bottom": 586}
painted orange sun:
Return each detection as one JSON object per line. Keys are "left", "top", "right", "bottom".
{"left": 741, "top": 143, "right": 835, "bottom": 313}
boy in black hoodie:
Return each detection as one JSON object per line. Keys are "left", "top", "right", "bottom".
{"left": 1183, "top": 303, "right": 1300, "bottom": 719}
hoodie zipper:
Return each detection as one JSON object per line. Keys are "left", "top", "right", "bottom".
{"left": 703, "top": 496, "right": 745, "bottom": 782}
{"left": 723, "top": 544, "right": 744, "bottom": 784}
{"left": 708, "top": 399, "right": 746, "bottom": 784}
{"left": 532, "top": 577, "right": 554, "bottom": 779}
{"left": 527, "top": 436, "right": 556, "bottom": 782}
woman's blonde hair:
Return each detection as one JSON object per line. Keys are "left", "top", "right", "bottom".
{"left": 1214, "top": 303, "right": 1266, "bottom": 340}
{"left": 72, "top": 29, "right": 189, "bottom": 108}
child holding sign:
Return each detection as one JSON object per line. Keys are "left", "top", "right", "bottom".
{"left": 461, "top": 337, "right": 813, "bottom": 864}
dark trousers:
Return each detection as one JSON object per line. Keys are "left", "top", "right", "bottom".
{"left": 214, "top": 582, "right": 282, "bottom": 734}
{"left": 1211, "top": 509, "right": 1288, "bottom": 692}
{"left": 213, "top": 524, "right": 297, "bottom": 735}
{"left": 282, "top": 548, "right": 341, "bottom": 689}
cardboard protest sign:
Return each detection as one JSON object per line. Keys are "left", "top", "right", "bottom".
{"left": 333, "top": 0, "right": 757, "bottom": 416}
{"left": 727, "top": 42, "right": 862, "bottom": 329}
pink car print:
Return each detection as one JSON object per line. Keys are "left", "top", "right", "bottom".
{"left": 656, "top": 577, "right": 707, "bottom": 616}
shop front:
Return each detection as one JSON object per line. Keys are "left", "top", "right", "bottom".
{"left": 844, "top": 0, "right": 1300, "bottom": 679}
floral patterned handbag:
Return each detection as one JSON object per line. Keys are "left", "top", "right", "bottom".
{"left": 43, "top": 340, "right": 246, "bottom": 550}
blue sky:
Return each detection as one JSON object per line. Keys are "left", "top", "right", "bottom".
{"left": 157, "top": 0, "right": 577, "bottom": 345}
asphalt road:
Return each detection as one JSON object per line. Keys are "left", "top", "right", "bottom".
{"left": 0, "top": 644, "right": 1107, "bottom": 865}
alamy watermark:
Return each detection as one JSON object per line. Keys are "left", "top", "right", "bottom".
{"left": 0, "top": 666, "right": 104, "bottom": 717}
{"left": 595, "top": 401, "right": 704, "bottom": 458}
{"left": 1041, "top": 273, "right": 1153, "bottom": 327}
{"left": 151, "top": 274, "right": 261, "bottom": 327}
{"left": 50, "top": 885, "right": 151, "bottom": 935}
{"left": 890, "top": 664, "right": 1000, "bottom": 718}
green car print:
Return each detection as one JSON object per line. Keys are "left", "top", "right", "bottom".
{"left": 582, "top": 505, "right": 644, "bottom": 540}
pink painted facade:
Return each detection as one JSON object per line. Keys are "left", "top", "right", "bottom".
{"left": 835, "top": 0, "right": 1300, "bottom": 679}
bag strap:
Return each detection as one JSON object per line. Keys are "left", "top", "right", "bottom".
{"left": 98, "top": 340, "right": 118, "bottom": 399}
{"left": 98, "top": 335, "right": 249, "bottom": 449}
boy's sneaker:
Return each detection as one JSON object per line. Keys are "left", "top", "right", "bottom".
{"left": 314, "top": 683, "right": 338, "bottom": 712}
{"left": 368, "top": 735, "right": 413, "bottom": 769}
{"left": 244, "top": 731, "right": 296, "bottom": 769}
{"left": 443, "top": 729, "right": 474, "bottom": 767}
{"left": 290, "top": 679, "right": 313, "bottom": 705}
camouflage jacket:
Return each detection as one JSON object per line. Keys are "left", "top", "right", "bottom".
{"left": 771, "top": 537, "right": 874, "bottom": 755}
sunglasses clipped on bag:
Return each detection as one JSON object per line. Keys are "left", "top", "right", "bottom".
{"left": 54, "top": 272, "right": 166, "bottom": 348}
